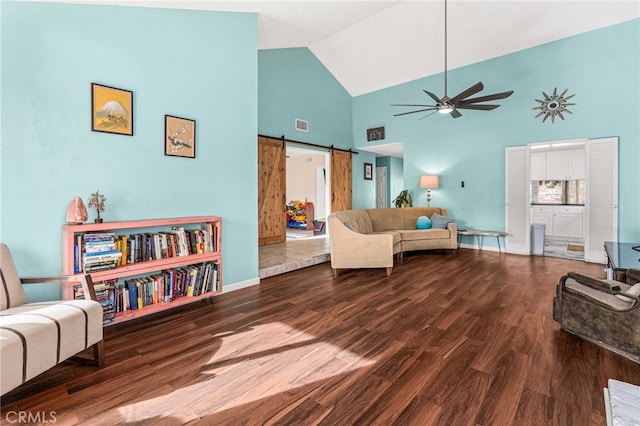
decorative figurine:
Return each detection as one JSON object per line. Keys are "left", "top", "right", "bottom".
{"left": 88, "top": 191, "right": 106, "bottom": 223}
{"left": 65, "top": 197, "right": 88, "bottom": 224}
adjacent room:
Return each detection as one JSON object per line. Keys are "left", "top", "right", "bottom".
{"left": 1, "top": 1, "right": 639, "bottom": 425}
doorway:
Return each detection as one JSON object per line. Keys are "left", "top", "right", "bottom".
{"left": 505, "top": 137, "right": 618, "bottom": 263}
{"left": 376, "top": 166, "right": 387, "bottom": 208}
{"left": 285, "top": 145, "right": 330, "bottom": 240}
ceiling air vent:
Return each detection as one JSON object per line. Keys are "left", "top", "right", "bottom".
{"left": 295, "top": 118, "right": 309, "bottom": 132}
{"left": 305, "top": 157, "right": 313, "bottom": 163}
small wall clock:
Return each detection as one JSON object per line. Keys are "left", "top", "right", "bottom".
{"left": 532, "top": 87, "right": 575, "bottom": 123}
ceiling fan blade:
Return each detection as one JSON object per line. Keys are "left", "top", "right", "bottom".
{"left": 456, "top": 104, "right": 500, "bottom": 111}
{"left": 419, "top": 111, "right": 439, "bottom": 120}
{"left": 423, "top": 90, "right": 443, "bottom": 103}
{"left": 449, "top": 82, "right": 484, "bottom": 105}
{"left": 390, "top": 104, "right": 436, "bottom": 107}
{"left": 450, "top": 109, "right": 462, "bottom": 118}
{"left": 458, "top": 90, "right": 514, "bottom": 105}
{"left": 393, "top": 108, "right": 438, "bottom": 117}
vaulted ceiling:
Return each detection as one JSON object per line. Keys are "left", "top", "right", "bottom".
{"left": 31, "top": 1, "right": 639, "bottom": 96}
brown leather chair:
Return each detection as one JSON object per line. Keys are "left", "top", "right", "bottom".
{"left": 553, "top": 269, "right": 640, "bottom": 363}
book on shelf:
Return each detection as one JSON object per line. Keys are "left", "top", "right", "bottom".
{"left": 74, "top": 279, "right": 116, "bottom": 325}
{"left": 83, "top": 232, "right": 115, "bottom": 242}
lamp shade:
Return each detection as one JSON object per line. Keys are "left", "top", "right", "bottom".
{"left": 419, "top": 175, "right": 439, "bottom": 189}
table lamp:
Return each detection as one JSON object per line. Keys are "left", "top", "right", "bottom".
{"left": 419, "top": 175, "right": 439, "bottom": 207}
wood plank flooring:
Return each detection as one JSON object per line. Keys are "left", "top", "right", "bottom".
{"left": 2, "top": 249, "right": 639, "bottom": 425}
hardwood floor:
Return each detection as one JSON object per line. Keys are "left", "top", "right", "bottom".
{"left": 2, "top": 250, "right": 639, "bottom": 425}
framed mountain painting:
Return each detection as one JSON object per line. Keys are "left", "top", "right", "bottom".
{"left": 91, "top": 83, "right": 134, "bottom": 136}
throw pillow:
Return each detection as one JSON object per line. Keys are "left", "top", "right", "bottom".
{"left": 616, "top": 283, "right": 640, "bottom": 303}
{"left": 431, "top": 213, "right": 452, "bottom": 229}
{"left": 416, "top": 216, "right": 432, "bottom": 229}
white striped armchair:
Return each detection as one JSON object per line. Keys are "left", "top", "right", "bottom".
{"left": 0, "top": 243, "right": 104, "bottom": 396}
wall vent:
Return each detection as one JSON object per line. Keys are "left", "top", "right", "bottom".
{"left": 295, "top": 118, "right": 309, "bottom": 132}
{"left": 305, "top": 157, "right": 313, "bottom": 163}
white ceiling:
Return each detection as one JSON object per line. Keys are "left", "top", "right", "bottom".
{"left": 27, "top": 0, "right": 640, "bottom": 158}
{"left": 32, "top": 0, "right": 639, "bottom": 97}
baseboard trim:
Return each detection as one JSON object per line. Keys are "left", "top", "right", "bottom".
{"left": 458, "top": 243, "right": 502, "bottom": 253}
{"left": 223, "top": 277, "right": 260, "bottom": 294}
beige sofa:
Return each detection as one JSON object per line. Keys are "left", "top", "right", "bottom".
{"left": 328, "top": 207, "right": 457, "bottom": 276}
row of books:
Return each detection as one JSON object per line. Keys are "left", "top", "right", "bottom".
{"left": 75, "top": 262, "right": 220, "bottom": 320}
{"left": 73, "top": 224, "right": 217, "bottom": 273}
{"left": 74, "top": 232, "right": 122, "bottom": 274}
{"left": 74, "top": 279, "right": 117, "bottom": 325}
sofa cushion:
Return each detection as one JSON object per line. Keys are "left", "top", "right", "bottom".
{"left": 335, "top": 210, "right": 373, "bottom": 234}
{"left": 399, "top": 228, "right": 451, "bottom": 241}
{"left": 365, "top": 208, "right": 407, "bottom": 232}
{"left": 431, "top": 213, "right": 453, "bottom": 229}
{"left": 416, "top": 216, "right": 432, "bottom": 229}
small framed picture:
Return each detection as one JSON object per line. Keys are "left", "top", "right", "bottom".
{"left": 366, "top": 126, "right": 385, "bottom": 141}
{"left": 91, "top": 83, "right": 133, "bottom": 136}
{"left": 164, "top": 115, "right": 196, "bottom": 158}
{"left": 364, "top": 163, "right": 373, "bottom": 180}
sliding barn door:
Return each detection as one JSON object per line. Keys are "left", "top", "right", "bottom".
{"left": 331, "top": 149, "right": 352, "bottom": 212}
{"left": 258, "top": 136, "right": 286, "bottom": 246}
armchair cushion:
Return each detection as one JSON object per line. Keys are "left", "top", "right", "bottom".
{"left": 617, "top": 283, "right": 640, "bottom": 303}
{"left": 0, "top": 244, "right": 26, "bottom": 309}
{"left": 0, "top": 243, "right": 104, "bottom": 396}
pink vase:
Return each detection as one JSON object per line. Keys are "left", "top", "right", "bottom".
{"left": 65, "top": 197, "right": 88, "bottom": 224}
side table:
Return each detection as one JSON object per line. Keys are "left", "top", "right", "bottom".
{"left": 458, "top": 229, "right": 508, "bottom": 253}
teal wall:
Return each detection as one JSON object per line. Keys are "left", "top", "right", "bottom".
{"left": 1, "top": 2, "right": 258, "bottom": 300}
{"left": 258, "top": 48, "right": 377, "bottom": 209}
{"left": 258, "top": 48, "right": 352, "bottom": 148}
{"left": 354, "top": 19, "right": 640, "bottom": 244}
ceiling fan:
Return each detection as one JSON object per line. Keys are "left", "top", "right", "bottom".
{"left": 391, "top": 0, "right": 514, "bottom": 120}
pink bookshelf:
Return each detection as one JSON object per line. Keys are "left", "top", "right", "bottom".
{"left": 61, "top": 216, "right": 222, "bottom": 325}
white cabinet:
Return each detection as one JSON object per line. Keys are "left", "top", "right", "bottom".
{"left": 530, "top": 152, "right": 547, "bottom": 181}
{"left": 531, "top": 205, "right": 554, "bottom": 235}
{"left": 552, "top": 206, "right": 584, "bottom": 238}
{"left": 546, "top": 149, "right": 585, "bottom": 180}
{"left": 569, "top": 149, "right": 585, "bottom": 179}
{"left": 530, "top": 205, "right": 584, "bottom": 238}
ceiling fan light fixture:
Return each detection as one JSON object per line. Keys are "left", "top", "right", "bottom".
{"left": 390, "top": 0, "right": 513, "bottom": 121}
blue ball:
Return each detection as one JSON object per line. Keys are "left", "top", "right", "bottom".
{"left": 416, "top": 216, "right": 432, "bottom": 229}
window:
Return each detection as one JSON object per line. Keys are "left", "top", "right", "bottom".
{"left": 531, "top": 180, "right": 584, "bottom": 204}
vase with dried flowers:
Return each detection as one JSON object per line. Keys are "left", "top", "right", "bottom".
{"left": 88, "top": 191, "right": 106, "bottom": 223}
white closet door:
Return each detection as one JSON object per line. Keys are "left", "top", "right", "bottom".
{"left": 584, "top": 137, "right": 618, "bottom": 263}
{"left": 505, "top": 146, "right": 530, "bottom": 254}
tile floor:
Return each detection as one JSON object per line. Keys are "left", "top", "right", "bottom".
{"left": 259, "top": 235, "right": 330, "bottom": 278}
{"left": 543, "top": 238, "right": 585, "bottom": 261}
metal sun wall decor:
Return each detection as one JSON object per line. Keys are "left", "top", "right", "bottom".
{"left": 533, "top": 87, "right": 575, "bottom": 123}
